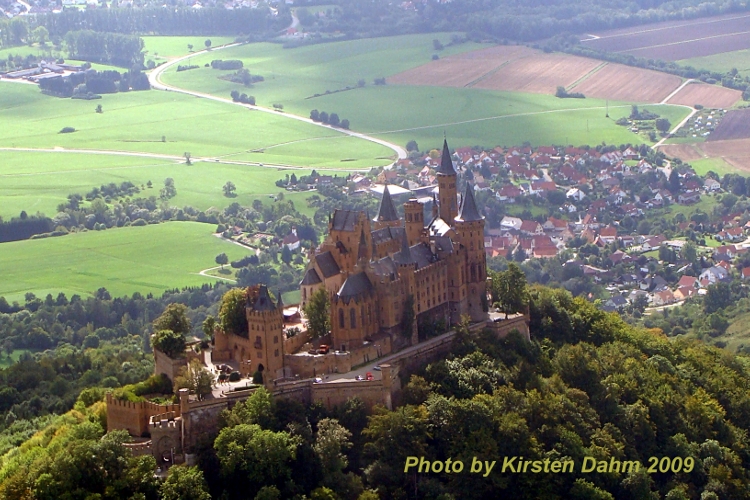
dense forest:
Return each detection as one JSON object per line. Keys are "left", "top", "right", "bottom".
{"left": 4, "top": 284, "right": 750, "bottom": 498}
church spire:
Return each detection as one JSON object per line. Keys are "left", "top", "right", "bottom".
{"left": 374, "top": 184, "right": 399, "bottom": 223}
{"left": 436, "top": 138, "right": 456, "bottom": 176}
{"left": 456, "top": 183, "right": 483, "bottom": 222}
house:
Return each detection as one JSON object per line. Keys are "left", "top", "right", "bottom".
{"left": 678, "top": 192, "right": 700, "bottom": 204}
{"left": 609, "top": 250, "right": 632, "bottom": 265}
{"left": 703, "top": 178, "right": 721, "bottom": 192}
{"left": 543, "top": 217, "right": 569, "bottom": 232}
{"left": 599, "top": 226, "right": 618, "bottom": 244}
{"left": 604, "top": 294, "right": 628, "bottom": 311}
{"left": 676, "top": 276, "right": 698, "bottom": 289}
{"left": 652, "top": 290, "right": 676, "bottom": 306}
{"left": 742, "top": 267, "right": 750, "bottom": 280}
{"left": 530, "top": 181, "right": 557, "bottom": 195}
{"left": 520, "top": 220, "right": 543, "bottom": 235}
{"left": 500, "top": 216, "right": 522, "bottom": 231}
{"left": 497, "top": 185, "right": 523, "bottom": 203}
{"left": 566, "top": 187, "right": 585, "bottom": 201}
{"left": 674, "top": 287, "right": 695, "bottom": 301}
{"left": 699, "top": 266, "right": 729, "bottom": 284}
{"left": 282, "top": 228, "right": 300, "bottom": 251}
{"left": 716, "top": 227, "right": 743, "bottom": 242}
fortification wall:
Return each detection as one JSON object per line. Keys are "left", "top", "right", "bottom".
{"left": 105, "top": 393, "right": 180, "bottom": 437}
{"left": 284, "top": 330, "right": 310, "bottom": 354}
{"left": 285, "top": 351, "right": 352, "bottom": 379}
{"left": 311, "top": 380, "right": 387, "bottom": 410}
{"left": 154, "top": 348, "right": 188, "bottom": 382}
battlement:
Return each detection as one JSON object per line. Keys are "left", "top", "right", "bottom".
{"left": 106, "top": 392, "right": 181, "bottom": 437}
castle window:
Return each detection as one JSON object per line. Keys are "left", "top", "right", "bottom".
{"left": 471, "top": 265, "right": 477, "bottom": 281}
{"left": 274, "top": 336, "right": 279, "bottom": 344}
{"left": 350, "top": 308, "right": 356, "bottom": 329}
{"left": 257, "top": 351, "right": 262, "bottom": 359}
{"left": 303, "top": 288, "right": 307, "bottom": 301}
{"left": 339, "top": 308, "right": 345, "bottom": 328}
{"left": 274, "top": 349, "right": 279, "bottom": 357}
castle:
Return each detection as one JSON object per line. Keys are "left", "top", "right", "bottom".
{"left": 210, "top": 138, "right": 488, "bottom": 383}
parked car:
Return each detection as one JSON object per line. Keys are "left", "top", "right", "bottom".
{"left": 373, "top": 365, "right": 381, "bottom": 371}
{"left": 366, "top": 372, "right": 373, "bottom": 381}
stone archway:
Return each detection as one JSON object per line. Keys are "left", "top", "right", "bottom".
{"left": 155, "top": 435, "right": 176, "bottom": 464}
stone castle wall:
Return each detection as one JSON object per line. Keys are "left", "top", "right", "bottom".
{"left": 105, "top": 392, "right": 180, "bottom": 437}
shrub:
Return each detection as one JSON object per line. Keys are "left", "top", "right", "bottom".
{"left": 210, "top": 59, "right": 243, "bottom": 70}
{"left": 131, "top": 218, "right": 147, "bottom": 226}
{"left": 59, "top": 127, "right": 76, "bottom": 133}
{"left": 228, "top": 371, "right": 241, "bottom": 382}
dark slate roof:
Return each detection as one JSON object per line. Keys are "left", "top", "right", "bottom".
{"left": 411, "top": 243, "right": 437, "bottom": 270}
{"left": 252, "top": 285, "right": 277, "bottom": 312}
{"left": 337, "top": 273, "right": 374, "bottom": 302}
{"left": 277, "top": 291, "right": 284, "bottom": 308}
{"left": 456, "top": 184, "right": 483, "bottom": 222}
{"left": 436, "top": 138, "right": 457, "bottom": 176}
{"left": 374, "top": 184, "right": 399, "bottom": 222}
{"left": 316, "top": 251, "right": 340, "bottom": 278}
{"left": 433, "top": 236, "right": 454, "bottom": 254}
{"left": 300, "top": 268, "right": 322, "bottom": 285}
{"left": 331, "top": 209, "right": 359, "bottom": 231}
{"left": 371, "top": 226, "right": 405, "bottom": 245}
{"left": 394, "top": 231, "right": 414, "bottom": 265}
{"left": 372, "top": 256, "right": 397, "bottom": 278}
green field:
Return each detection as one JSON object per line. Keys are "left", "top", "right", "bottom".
{"left": 0, "top": 222, "right": 256, "bottom": 301}
{"left": 0, "top": 349, "right": 39, "bottom": 369}
{"left": 143, "top": 36, "right": 238, "bottom": 60}
{"left": 161, "top": 35, "right": 691, "bottom": 149}
{"left": 689, "top": 157, "right": 735, "bottom": 176}
{"left": 679, "top": 50, "right": 750, "bottom": 79}
{"left": 0, "top": 150, "right": 322, "bottom": 219}
{"left": 0, "top": 82, "right": 393, "bottom": 169}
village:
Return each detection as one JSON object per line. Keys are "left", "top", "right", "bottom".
{"left": 275, "top": 141, "right": 750, "bottom": 315}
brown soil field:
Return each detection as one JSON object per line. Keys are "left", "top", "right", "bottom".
{"left": 700, "top": 139, "right": 750, "bottom": 171}
{"left": 667, "top": 83, "right": 742, "bottom": 109}
{"left": 471, "top": 53, "right": 602, "bottom": 94}
{"left": 571, "top": 63, "right": 681, "bottom": 102}
{"left": 389, "top": 45, "right": 535, "bottom": 87}
{"left": 707, "top": 108, "right": 750, "bottom": 141}
{"left": 580, "top": 13, "right": 750, "bottom": 60}
{"left": 659, "top": 143, "right": 704, "bottom": 161}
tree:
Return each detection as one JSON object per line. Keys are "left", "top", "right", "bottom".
{"left": 204, "top": 39, "right": 212, "bottom": 49}
{"left": 219, "top": 288, "right": 249, "bottom": 336}
{"left": 310, "top": 109, "right": 320, "bottom": 121}
{"left": 151, "top": 329, "right": 186, "bottom": 359}
{"left": 406, "top": 140, "right": 419, "bottom": 152}
{"left": 184, "top": 152, "right": 192, "bottom": 165}
{"left": 231, "top": 90, "right": 240, "bottom": 101}
{"left": 340, "top": 119, "right": 350, "bottom": 129}
{"left": 280, "top": 245, "right": 292, "bottom": 265}
{"left": 492, "top": 263, "right": 528, "bottom": 318}
{"left": 216, "top": 253, "right": 229, "bottom": 270}
{"left": 161, "top": 466, "right": 211, "bottom": 500}
{"left": 31, "top": 26, "right": 48, "bottom": 45}
{"left": 153, "top": 303, "right": 192, "bottom": 335}
{"left": 683, "top": 241, "right": 697, "bottom": 264}
{"left": 223, "top": 181, "right": 237, "bottom": 197}
{"left": 704, "top": 282, "right": 732, "bottom": 314}
{"left": 95, "top": 104, "right": 102, "bottom": 113}
{"left": 303, "top": 288, "right": 331, "bottom": 339}
{"left": 655, "top": 118, "right": 671, "bottom": 133}
{"left": 329, "top": 113, "right": 340, "bottom": 127}
{"left": 319, "top": 111, "right": 329, "bottom": 124}
{"left": 432, "top": 38, "right": 444, "bottom": 50}
{"left": 221, "top": 386, "right": 276, "bottom": 429}
{"left": 214, "top": 424, "right": 298, "bottom": 498}
{"left": 202, "top": 315, "right": 217, "bottom": 337}
{"left": 174, "top": 359, "right": 214, "bottom": 400}
{"left": 187, "top": 44, "right": 193, "bottom": 52}
{"left": 161, "top": 177, "right": 177, "bottom": 199}
{"left": 315, "top": 418, "right": 352, "bottom": 487}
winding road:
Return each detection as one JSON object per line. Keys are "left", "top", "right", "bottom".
{"left": 147, "top": 43, "right": 408, "bottom": 163}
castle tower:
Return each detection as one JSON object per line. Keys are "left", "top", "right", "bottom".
{"left": 394, "top": 231, "right": 418, "bottom": 344}
{"left": 245, "top": 285, "right": 285, "bottom": 385}
{"left": 404, "top": 198, "right": 424, "bottom": 246}
{"left": 454, "top": 184, "right": 488, "bottom": 322}
{"left": 373, "top": 184, "right": 401, "bottom": 230}
{"left": 436, "top": 139, "right": 458, "bottom": 222}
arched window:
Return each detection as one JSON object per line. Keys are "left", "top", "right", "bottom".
{"left": 350, "top": 308, "right": 356, "bottom": 329}
{"left": 303, "top": 288, "right": 307, "bottom": 301}
{"left": 338, "top": 308, "right": 345, "bottom": 328}
{"left": 471, "top": 264, "right": 477, "bottom": 281}
{"left": 361, "top": 306, "right": 365, "bottom": 326}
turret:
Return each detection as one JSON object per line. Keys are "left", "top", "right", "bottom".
{"left": 436, "top": 139, "right": 458, "bottom": 222}
{"left": 404, "top": 198, "right": 424, "bottom": 246}
{"left": 454, "top": 185, "right": 488, "bottom": 322}
{"left": 373, "top": 184, "right": 400, "bottom": 230}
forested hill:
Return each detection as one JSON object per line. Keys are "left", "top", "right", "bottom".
{"left": 4, "top": 285, "right": 750, "bottom": 498}
{"left": 298, "top": 0, "right": 746, "bottom": 42}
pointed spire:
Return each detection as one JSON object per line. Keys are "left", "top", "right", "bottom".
{"left": 277, "top": 290, "right": 284, "bottom": 309}
{"left": 436, "top": 138, "right": 456, "bottom": 176}
{"left": 374, "top": 184, "right": 399, "bottom": 222}
{"left": 357, "top": 228, "right": 368, "bottom": 262}
{"left": 457, "top": 183, "right": 483, "bottom": 222}
{"left": 395, "top": 230, "right": 414, "bottom": 265}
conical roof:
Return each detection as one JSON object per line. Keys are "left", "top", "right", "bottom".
{"left": 374, "top": 184, "right": 399, "bottom": 222}
{"left": 436, "top": 139, "right": 456, "bottom": 176}
{"left": 456, "top": 183, "right": 483, "bottom": 222}
{"left": 394, "top": 230, "right": 415, "bottom": 265}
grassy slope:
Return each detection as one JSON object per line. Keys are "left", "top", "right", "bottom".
{"left": 161, "top": 35, "right": 691, "bottom": 149}
{"left": 0, "top": 221, "right": 255, "bottom": 301}
{"left": 0, "top": 150, "right": 320, "bottom": 219}
{"left": 0, "top": 82, "right": 392, "bottom": 168}
{"left": 142, "top": 36, "right": 238, "bottom": 59}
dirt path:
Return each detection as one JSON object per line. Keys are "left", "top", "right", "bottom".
{"left": 195, "top": 265, "right": 236, "bottom": 283}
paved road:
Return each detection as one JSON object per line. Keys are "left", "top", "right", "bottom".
{"left": 148, "top": 44, "right": 408, "bottom": 164}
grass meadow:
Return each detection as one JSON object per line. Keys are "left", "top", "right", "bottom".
{"left": 0, "top": 82, "right": 393, "bottom": 168}
{"left": 142, "top": 36, "right": 238, "bottom": 60}
{"left": 161, "top": 35, "right": 691, "bottom": 150}
{"left": 0, "top": 150, "right": 322, "bottom": 219}
{"left": 679, "top": 50, "right": 750, "bottom": 79}
{"left": 0, "top": 221, "right": 255, "bottom": 301}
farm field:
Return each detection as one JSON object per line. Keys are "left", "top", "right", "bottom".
{"left": 0, "top": 221, "right": 254, "bottom": 302}
{"left": 679, "top": 49, "right": 750, "bottom": 78}
{"left": 580, "top": 12, "right": 750, "bottom": 60}
{"left": 570, "top": 64, "right": 681, "bottom": 102}
{"left": 143, "top": 36, "right": 238, "bottom": 60}
{"left": 0, "top": 82, "right": 393, "bottom": 169}
{"left": 0, "top": 150, "right": 321, "bottom": 220}
{"left": 689, "top": 157, "right": 735, "bottom": 176}
{"left": 666, "top": 82, "right": 741, "bottom": 109}
{"left": 660, "top": 138, "right": 750, "bottom": 173}
{"left": 161, "top": 38, "right": 693, "bottom": 148}
{"left": 707, "top": 108, "right": 750, "bottom": 141}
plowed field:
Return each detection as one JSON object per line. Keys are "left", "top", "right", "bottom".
{"left": 666, "top": 83, "right": 741, "bottom": 109}
{"left": 581, "top": 13, "right": 750, "bottom": 61}
{"left": 570, "top": 64, "right": 681, "bottom": 102}
{"left": 707, "top": 108, "right": 750, "bottom": 141}
{"left": 661, "top": 138, "right": 750, "bottom": 172}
